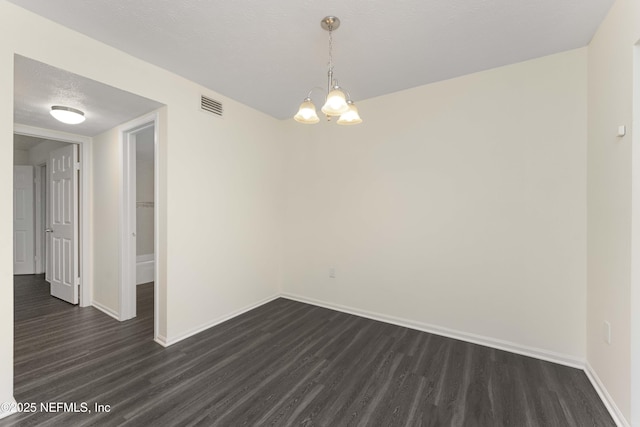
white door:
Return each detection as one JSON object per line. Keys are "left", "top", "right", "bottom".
{"left": 48, "top": 144, "right": 79, "bottom": 304}
{"left": 13, "top": 166, "right": 35, "bottom": 274}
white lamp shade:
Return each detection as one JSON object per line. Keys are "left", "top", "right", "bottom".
{"left": 50, "top": 106, "right": 85, "bottom": 124}
{"left": 294, "top": 99, "right": 320, "bottom": 124}
{"left": 321, "top": 88, "right": 349, "bottom": 116}
{"left": 337, "top": 102, "right": 362, "bottom": 125}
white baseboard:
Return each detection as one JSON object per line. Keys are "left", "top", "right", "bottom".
{"left": 154, "top": 334, "right": 168, "bottom": 348}
{"left": 136, "top": 254, "right": 154, "bottom": 285}
{"left": 161, "top": 294, "right": 280, "bottom": 347}
{"left": 91, "top": 300, "right": 120, "bottom": 321}
{"left": 585, "top": 363, "right": 629, "bottom": 427}
{"left": 281, "top": 292, "right": 585, "bottom": 369}
{"left": 0, "top": 397, "right": 18, "bottom": 419}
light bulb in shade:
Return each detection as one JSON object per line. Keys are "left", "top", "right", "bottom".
{"left": 337, "top": 101, "right": 362, "bottom": 125}
{"left": 321, "top": 87, "right": 349, "bottom": 116}
{"left": 50, "top": 106, "right": 86, "bottom": 124}
{"left": 294, "top": 98, "right": 320, "bottom": 124}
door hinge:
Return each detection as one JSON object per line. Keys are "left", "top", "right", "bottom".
{"left": 74, "top": 162, "right": 81, "bottom": 171}
{"left": 75, "top": 277, "right": 80, "bottom": 286}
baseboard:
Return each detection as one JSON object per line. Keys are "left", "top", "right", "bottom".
{"left": 585, "top": 363, "right": 629, "bottom": 427}
{"left": 154, "top": 334, "right": 168, "bottom": 348}
{"left": 0, "top": 397, "right": 18, "bottom": 419}
{"left": 161, "top": 294, "right": 280, "bottom": 347}
{"left": 281, "top": 292, "right": 585, "bottom": 369}
{"left": 91, "top": 300, "right": 120, "bottom": 321}
{"left": 136, "top": 254, "right": 154, "bottom": 285}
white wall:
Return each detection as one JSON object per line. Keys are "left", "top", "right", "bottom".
{"left": 587, "top": 0, "right": 640, "bottom": 424}
{"left": 13, "top": 149, "right": 29, "bottom": 165}
{"left": 165, "top": 106, "right": 284, "bottom": 341}
{"left": 90, "top": 126, "right": 121, "bottom": 314}
{"left": 0, "top": 0, "right": 284, "bottom": 411}
{"left": 283, "top": 48, "right": 588, "bottom": 363}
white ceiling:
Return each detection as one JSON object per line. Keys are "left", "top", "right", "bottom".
{"left": 14, "top": 55, "right": 163, "bottom": 137}
{"left": 8, "top": 0, "right": 614, "bottom": 120}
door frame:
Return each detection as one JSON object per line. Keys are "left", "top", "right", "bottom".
{"left": 120, "top": 113, "right": 159, "bottom": 338}
{"left": 13, "top": 123, "right": 92, "bottom": 307}
{"left": 34, "top": 164, "right": 45, "bottom": 275}
{"left": 631, "top": 41, "right": 640, "bottom": 427}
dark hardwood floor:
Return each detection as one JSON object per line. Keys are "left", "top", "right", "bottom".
{"left": 3, "top": 274, "right": 614, "bottom": 426}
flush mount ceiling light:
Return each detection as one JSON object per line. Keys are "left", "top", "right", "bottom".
{"left": 294, "top": 16, "right": 362, "bottom": 126}
{"left": 50, "top": 105, "right": 85, "bottom": 124}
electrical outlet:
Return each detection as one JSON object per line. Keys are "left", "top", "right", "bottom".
{"left": 603, "top": 321, "right": 611, "bottom": 345}
{"left": 329, "top": 267, "right": 336, "bottom": 278}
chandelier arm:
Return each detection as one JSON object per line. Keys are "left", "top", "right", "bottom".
{"left": 344, "top": 90, "right": 353, "bottom": 102}
{"left": 305, "top": 86, "right": 326, "bottom": 100}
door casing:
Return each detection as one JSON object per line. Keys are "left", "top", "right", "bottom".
{"left": 34, "top": 164, "right": 45, "bottom": 275}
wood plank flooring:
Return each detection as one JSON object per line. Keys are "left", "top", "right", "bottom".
{"left": 3, "top": 274, "right": 614, "bottom": 426}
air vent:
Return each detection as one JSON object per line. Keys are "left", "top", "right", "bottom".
{"left": 201, "top": 95, "right": 223, "bottom": 117}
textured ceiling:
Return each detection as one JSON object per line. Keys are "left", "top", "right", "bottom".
{"left": 14, "top": 55, "right": 163, "bottom": 137}
{"left": 8, "top": 0, "right": 614, "bottom": 120}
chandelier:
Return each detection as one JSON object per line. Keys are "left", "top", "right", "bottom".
{"left": 294, "top": 16, "right": 362, "bottom": 125}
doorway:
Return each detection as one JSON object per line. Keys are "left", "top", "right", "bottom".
{"left": 12, "top": 128, "right": 91, "bottom": 306}
{"left": 120, "top": 113, "right": 159, "bottom": 331}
